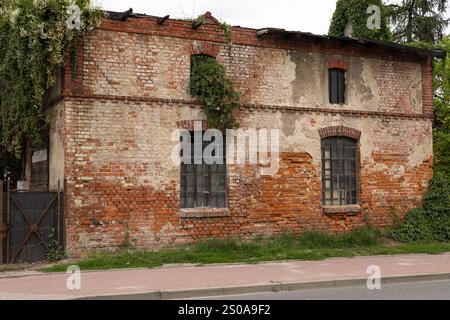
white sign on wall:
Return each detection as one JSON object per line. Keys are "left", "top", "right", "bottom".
{"left": 32, "top": 149, "right": 48, "bottom": 163}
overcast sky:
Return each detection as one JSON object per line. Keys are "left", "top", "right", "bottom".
{"left": 94, "top": 0, "right": 449, "bottom": 35}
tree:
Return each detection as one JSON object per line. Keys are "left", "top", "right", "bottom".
{"left": 387, "top": 0, "right": 449, "bottom": 44}
{"left": 329, "top": 0, "right": 392, "bottom": 40}
{"left": 0, "top": 0, "right": 101, "bottom": 179}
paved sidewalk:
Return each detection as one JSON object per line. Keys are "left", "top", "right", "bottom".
{"left": 1, "top": 253, "right": 450, "bottom": 300}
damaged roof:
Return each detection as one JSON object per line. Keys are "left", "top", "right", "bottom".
{"left": 103, "top": 10, "right": 446, "bottom": 59}
{"left": 256, "top": 28, "right": 446, "bottom": 59}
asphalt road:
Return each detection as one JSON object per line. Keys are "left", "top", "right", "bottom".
{"left": 201, "top": 279, "right": 450, "bottom": 300}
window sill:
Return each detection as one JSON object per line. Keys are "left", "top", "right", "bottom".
{"left": 323, "top": 205, "right": 361, "bottom": 215}
{"left": 180, "top": 208, "right": 230, "bottom": 218}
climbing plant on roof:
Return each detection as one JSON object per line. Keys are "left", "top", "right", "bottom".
{"left": 329, "top": 0, "right": 391, "bottom": 40}
{"left": 0, "top": 0, "right": 101, "bottom": 163}
{"left": 190, "top": 54, "right": 241, "bottom": 130}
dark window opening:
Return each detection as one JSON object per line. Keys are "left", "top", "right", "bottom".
{"left": 329, "top": 68, "right": 346, "bottom": 104}
{"left": 180, "top": 131, "right": 227, "bottom": 209}
{"left": 321, "top": 137, "right": 357, "bottom": 206}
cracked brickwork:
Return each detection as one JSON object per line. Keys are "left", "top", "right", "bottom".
{"left": 49, "top": 14, "right": 434, "bottom": 256}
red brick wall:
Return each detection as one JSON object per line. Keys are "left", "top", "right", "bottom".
{"left": 54, "top": 14, "right": 435, "bottom": 255}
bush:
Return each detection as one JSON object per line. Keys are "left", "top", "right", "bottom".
{"left": 423, "top": 175, "right": 450, "bottom": 240}
{"left": 391, "top": 207, "right": 434, "bottom": 242}
{"left": 391, "top": 175, "right": 450, "bottom": 242}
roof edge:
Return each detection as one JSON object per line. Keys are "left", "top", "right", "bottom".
{"left": 257, "top": 28, "right": 446, "bottom": 59}
{"left": 101, "top": 10, "right": 446, "bottom": 59}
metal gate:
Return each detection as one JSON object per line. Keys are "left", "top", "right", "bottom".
{"left": 1, "top": 179, "right": 65, "bottom": 263}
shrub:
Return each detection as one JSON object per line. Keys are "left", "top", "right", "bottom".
{"left": 423, "top": 174, "right": 450, "bottom": 240}
{"left": 391, "top": 175, "right": 450, "bottom": 242}
{"left": 391, "top": 207, "right": 434, "bottom": 242}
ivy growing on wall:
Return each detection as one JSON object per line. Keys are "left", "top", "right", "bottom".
{"left": 220, "top": 22, "right": 233, "bottom": 46}
{"left": 190, "top": 55, "right": 241, "bottom": 130}
{"left": 328, "top": 0, "right": 391, "bottom": 40}
{"left": 0, "top": 0, "right": 101, "bottom": 162}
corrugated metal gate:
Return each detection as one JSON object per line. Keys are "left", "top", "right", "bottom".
{"left": 1, "top": 179, "right": 65, "bottom": 264}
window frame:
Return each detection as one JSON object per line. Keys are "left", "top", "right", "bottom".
{"left": 180, "top": 131, "right": 228, "bottom": 209}
{"left": 328, "top": 68, "right": 347, "bottom": 105}
{"left": 321, "top": 136, "right": 358, "bottom": 206}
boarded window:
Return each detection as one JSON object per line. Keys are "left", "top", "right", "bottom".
{"left": 180, "top": 131, "right": 227, "bottom": 208}
{"left": 329, "top": 68, "right": 346, "bottom": 104}
{"left": 321, "top": 137, "right": 357, "bottom": 206}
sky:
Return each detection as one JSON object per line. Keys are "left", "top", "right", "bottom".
{"left": 93, "top": 0, "right": 449, "bottom": 36}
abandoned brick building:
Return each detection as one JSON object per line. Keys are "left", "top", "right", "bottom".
{"left": 33, "top": 11, "right": 445, "bottom": 255}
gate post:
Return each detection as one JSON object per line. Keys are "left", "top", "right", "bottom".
{"left": 57, "top": 180, "right": 61, "bottom": 243}
{"left": 0, "top": 179, "right": 3, "bottom": 263}
{"left": 6, "top": 176, "right": 10, "bottom": 263}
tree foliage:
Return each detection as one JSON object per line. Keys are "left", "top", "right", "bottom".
{"left": 410, "top": 37, "right": 450, "bottom": 177}
{"left": 0, "top": 0, "right": 101, "bottom": 178}
{"left": 387, "top": 0, "right": 449, "bottom": 44}
{"left": 432, "top": 36, "right": 450, "bottom": 177}
{"left": 329, "top": 0, "right": 392, "bottom": 40}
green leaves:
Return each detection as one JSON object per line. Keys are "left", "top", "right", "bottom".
{"left": 0, "top": 0, "right": 101, "bottom": 166}
{"left": 189, "top": 55, "right": 241, "bottom": 130}
{"left": 328, "top": 0, "right": 391, "bottom": 40}
{"left": 386, "top": 0, "right": 449, "bottom": 44}
{"left": 431, "top": 36, "right": 450, "bottom": 177}
{"left": 391, "top": 175, "right": 450, "bottom": 242}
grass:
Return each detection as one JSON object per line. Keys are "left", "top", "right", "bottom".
{"left": 40, "top": 226, "right": 450, "bottom": 273}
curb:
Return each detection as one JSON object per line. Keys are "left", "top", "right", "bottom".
{"left": 78, "top": 272, "right": 450, "bottom": 300}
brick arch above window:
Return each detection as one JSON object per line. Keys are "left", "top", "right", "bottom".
{"left": 318, "top": 126, "right": 361, "bottom": 141}
{"left": 188, "top": 41, "right": 220, "bottom": 58}
{"left": 327, "top": 59, "right": 349, "bottom": 71}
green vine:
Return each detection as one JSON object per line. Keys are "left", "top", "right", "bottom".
{"left": 190, "top": 55, "right": 241, "bottom": 130}
{"left": 0, "top": 0, "right": 101, "bottom": 159}
{"left": 220, "top": 21, "right": 233, "bottom": 47}
{"left": 328, "top": 0, "right": 391, "bottom": 40}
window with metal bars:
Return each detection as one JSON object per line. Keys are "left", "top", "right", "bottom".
{"left": 321, "top": 137, "right": 357, "bottom": 206}
{"left": 329, "top": 68, "right": 346, "bottom": 104}
{"left": 180, "top": 131, "right": 227, "bottom": 209}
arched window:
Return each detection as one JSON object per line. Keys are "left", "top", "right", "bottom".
{"left": 321, "top": 137, "right": 357, "bottom": 206}
{"left": 328, "top": 68, "right": 346, "bottom": 104}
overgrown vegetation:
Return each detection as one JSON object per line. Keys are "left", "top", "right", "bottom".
{"left": 190, "top": 54, "right": 241, "bottom": 129}
{"left": 41, "top": 226, "right": 450, "bottom": 272}
{"left": 389, "top": 36, "right": 449, "bottom": 242}
{"left": 328, "top": 0, "right": 449, "bottom": 245}
{"left": 431, "top": 36, "right": 450, "bottom": 177}
{"left": 220, "top": 21, "right": 233, "bottom": 48}
{"left": 45, "top": 229, "right": 66, "bottom": 262}
{"left": 0, "top": 0, "right": 101, "bottom": 173}
{"left": 328, "top": 0, "right": 391, "bottom": 40}
{"left": 46, "top": 240, "right": 66, "bottom": 262}
{"left": 391, "top": 175, "right": 450, "bottom": 242}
